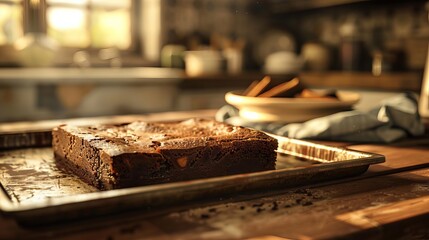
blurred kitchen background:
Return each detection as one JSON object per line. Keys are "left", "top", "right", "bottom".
{"left": 0, "top": 0, "right": 427, "bottom": 122}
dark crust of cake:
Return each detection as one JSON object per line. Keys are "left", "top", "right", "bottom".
{"left": 52, "top": 118, "right": 278, "bottom": 190}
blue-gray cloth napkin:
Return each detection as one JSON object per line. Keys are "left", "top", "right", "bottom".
{"left": 216, "top": 93, "right": 425, "bottom": 143}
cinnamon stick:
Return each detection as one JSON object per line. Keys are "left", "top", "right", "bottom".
{"left": 245, "top": 76, "right": 271, "bottom": 97}
{"left": 258, "top": 77, "right": 300, "bottom": 98}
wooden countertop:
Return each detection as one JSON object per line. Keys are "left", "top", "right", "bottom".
{"left": 1, "top": 110, "right": 429, "bottom": 240}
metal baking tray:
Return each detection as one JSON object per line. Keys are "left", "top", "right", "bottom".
{"left": 0, "top": 132, "right": 384, "bottom": 225}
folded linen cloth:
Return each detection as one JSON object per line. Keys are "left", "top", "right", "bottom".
{"left": 216, "top": 92, "right": 425, "bottom": 143}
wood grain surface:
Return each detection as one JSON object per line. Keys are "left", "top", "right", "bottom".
{"left": 2, "top": 167, "right": 428, "bottom": 240}
{"left": 0, "top": 110, "right": 428, "bottom": 240}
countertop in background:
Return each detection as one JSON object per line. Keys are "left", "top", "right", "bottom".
{"left": 0, "top": 68, "right": 423, "bottom": 122}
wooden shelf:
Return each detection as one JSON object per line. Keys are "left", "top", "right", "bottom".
{"left": 267, "top": 0, "right": 421, "bottom": 14}
{"left": 268, "top": 0, "right": 370, "bottom": 13}
{"left": 298, "top": 71, "right": 423, "bottom": 92}
{"left": 180, "top": 71, "right": 423, "bottom": 92}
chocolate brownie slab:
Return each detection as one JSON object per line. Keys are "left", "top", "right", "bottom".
{"left": 52, "top": 118, "right": 277, "bottom": 190}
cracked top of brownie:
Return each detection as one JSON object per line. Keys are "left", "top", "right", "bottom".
{"left": 56, "top": 118, "right": 277, "bottom": 156}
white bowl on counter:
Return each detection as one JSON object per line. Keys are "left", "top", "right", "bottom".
{"left": 263, "top": 51, "right": 304, "bottom": 74}
{"left": 225, "top": 90, "right": 361, "bottom": 123}
{"left": 184, "top": 50, "right": 223, "bottom": 76}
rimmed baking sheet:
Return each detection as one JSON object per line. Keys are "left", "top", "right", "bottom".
{"left": 0, "top": 133, "right": 384, "bottom": 225}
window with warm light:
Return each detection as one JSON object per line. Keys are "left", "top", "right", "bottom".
{"left": 0, "top": 0, "right": 132, "bottom": 49}
{"left": 46, "top": 0, "right": 132, "bottom": 49}
{"left": 0, "top": 0, "right": 23, "bottom": 45}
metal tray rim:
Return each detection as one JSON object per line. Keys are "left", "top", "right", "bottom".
{"left": 0, "top": 148, "right": 385, "bottom": 215}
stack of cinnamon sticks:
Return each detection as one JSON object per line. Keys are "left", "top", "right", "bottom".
{"left": 243, "top": 76, "right": 338, "bottom": 100}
